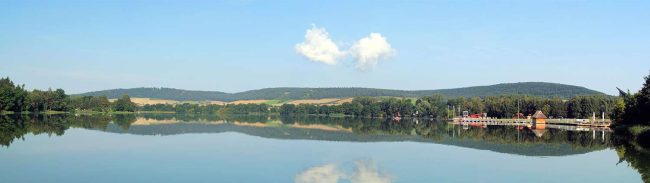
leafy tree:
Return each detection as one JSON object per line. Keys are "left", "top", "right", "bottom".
{"left": 636, "top": 73, "right": 650, "bottom": 123}
{"left": 618, "top": 72, "right": 650, "bottom": 125}
{"left": 50, "top": 89, "right": 69, "bottom": 111}
{"left": 0, "top": 77, "right": 28, "bottom": 112}
{"left": 25, "top": 89, "right": 70, "bottom": 112}
{"left": 113, "top": 95, "right": 137, "bottom": 112}
{"left": 26, "top": 90, "right": 44, "bottom": 111}
{"left": 280, "top": 104, "right": 295, "bottom": 115}
{"left": 70, "top": 96, "right": 112, "bottom": 112}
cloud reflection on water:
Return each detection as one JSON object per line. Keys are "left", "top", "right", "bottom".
{"left": 295, "top": 160, "right": 392, "bottom": 183}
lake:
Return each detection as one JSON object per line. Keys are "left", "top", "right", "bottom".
{"left": 0, "top": 114, "right": 647, "bottom": 183}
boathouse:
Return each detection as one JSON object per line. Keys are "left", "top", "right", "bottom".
{"left": 532, "top": 110, "right": 547, "bottom": 124}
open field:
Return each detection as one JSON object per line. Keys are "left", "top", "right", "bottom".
{"left": 333, "top": 98, "right": 353, "bottom": 105}
{"left": 109, "top": 98, "right": 181, "bottom": 106}
{"left": 111, "top": 97, "right": 228, "bottom": 106}
{"left": 262, "top": 100, "right": 285, "bottom": 105}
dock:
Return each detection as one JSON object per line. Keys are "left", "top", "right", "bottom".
{"left": 451, "top": 118, "right": 611, "bottom": 128}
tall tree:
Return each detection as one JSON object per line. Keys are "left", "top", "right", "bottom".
{"left": 618, "top": 71, "right": 650, "bottom": 125}
{"left": 0, "top": 77, "right": 28, "bottom": 112}
{"left": 636, "top": 72, "right": 650, "bottom": 124}
{"left": 113, "top": 95, "right": 137, "bottom": 112}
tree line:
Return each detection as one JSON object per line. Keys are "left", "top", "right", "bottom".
{"left": 448, "top": 95, "right": 620, "bottom": 119}
{"left": 0, "top": 77, "right": 137, "bottom": 113}
{"left": 277, "top": 95, "right": 618, "bottom": 119}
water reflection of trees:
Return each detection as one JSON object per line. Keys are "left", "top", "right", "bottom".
{"left": 0, "top": 114, "right": 615, "bottom": 150}
{"left": 277, "top": 116, "right": 612, "bottom": 150}
{"left": 1, "top": 114, "right": 650, "bottom": 180}
{"left": 0, "top": 114, "right": 115, "bottom": 146}
{"left": 612, "top": 129, "right": 650, "bottom": 182}
{"left": 0, "top": 114, "right": 68, "bottom": 146}
{"left": 112, "top": 114, "right": 137, "bottom": 130}
{"left": 614, "top": 142, "right": 650, "bottom": 182}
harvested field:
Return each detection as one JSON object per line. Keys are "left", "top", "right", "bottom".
{"left": 333, "top": 98, "right": 353, "bottom": 105}
{"left": 109, "top": 98, "right": 180, "bottom": 106}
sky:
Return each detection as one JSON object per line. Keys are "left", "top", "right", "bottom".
{"left": 1, "top": 0, "right": 648, "bottom": 95}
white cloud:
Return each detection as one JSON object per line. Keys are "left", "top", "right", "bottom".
{"left": 295, "top": 26, "right": 396, "bottom": 71}
{"left": 295, "top": 26, "right": 345, "bottom": 65}
{"left": 349, "top": 33, "right": 395, "bottom": 70}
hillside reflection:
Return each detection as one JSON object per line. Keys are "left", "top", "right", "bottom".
{"left": 0, "top": 114, "right": 612, "bottom": 154}
{"left": 0, "top": 114, "right": 650, "bottom": 182}
{"left": 0, "top": 113, "right": 648, "bottom": 180}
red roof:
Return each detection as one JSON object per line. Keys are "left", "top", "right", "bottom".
{"left": 532, "top": 111, "right": 547, "bottom": 119}
{"left": 469, "top": 114, "right": 485, "bottom": 118}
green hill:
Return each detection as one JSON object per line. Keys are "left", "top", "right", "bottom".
{"left": 75, "top": 82, "right": 605, "bottom": 101}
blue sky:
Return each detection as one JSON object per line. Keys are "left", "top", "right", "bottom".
{"left": 1, "top": 0, "right": 648, "bottom": 95}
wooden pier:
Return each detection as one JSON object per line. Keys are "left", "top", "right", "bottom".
{"left": 451, "top": 118, "right": 611, "bottom": 128}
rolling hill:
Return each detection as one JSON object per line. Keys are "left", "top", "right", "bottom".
{"left": 75, "top": 82, "right": 605, "bottom": 101}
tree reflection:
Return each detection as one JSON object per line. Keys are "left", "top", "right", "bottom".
{"left": 0, "top": 114, "right": 68, "bottom": 146}
{"left": 612, "top": 128, "right": 650, "bottom": 182}
{"left": 112, "top": 114, "right": 137, "bottom": 131}
{"left": 1, "top": 114, "right": 649, "bottom": 182}
{"left": 0, "top": 114, "right": 614, "bottom": 152}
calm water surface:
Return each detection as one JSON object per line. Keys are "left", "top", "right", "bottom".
{"left": 0, "top": 114, "right": 647, "bottom": 183}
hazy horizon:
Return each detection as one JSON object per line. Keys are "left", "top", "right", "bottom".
{"left": 2, "top": 1, "right": 648, "bottom": 95}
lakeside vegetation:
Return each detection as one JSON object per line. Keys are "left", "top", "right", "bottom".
{"left": 610, "top": 72, "right": 650, "bottom": 152}
{"left": 134, "top": 94, "right": 619, "bottom": 121}
{"left": 617, "top": 73, "right": 650, "bottom": 125}
{"left": 0, "top": 77, "right": 136, "bottom": 114}
{"left": 276, "top": 94, "right": 618, "bottom": 119}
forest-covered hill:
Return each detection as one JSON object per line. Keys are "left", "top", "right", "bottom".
{"left": 76, "top": 82, "right": 605, "bottom": 101}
